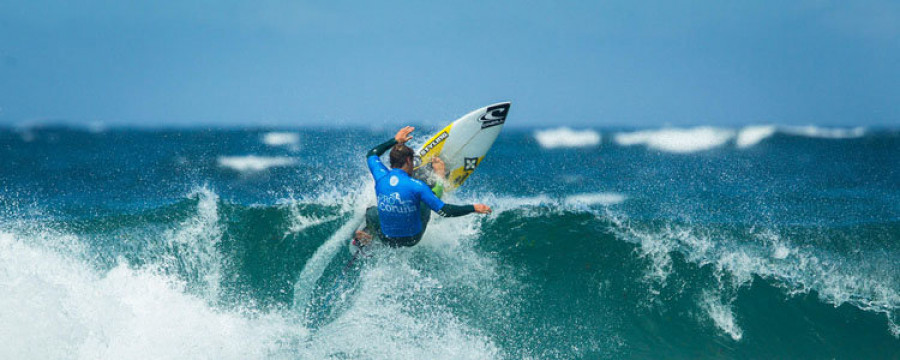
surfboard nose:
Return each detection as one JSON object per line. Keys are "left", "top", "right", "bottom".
{"left": 479, "top": 103, "right": 510, "bottom": 129}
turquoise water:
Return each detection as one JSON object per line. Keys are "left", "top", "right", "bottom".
{"left": 1, "top": 126, "right": 898, "bottom": 358}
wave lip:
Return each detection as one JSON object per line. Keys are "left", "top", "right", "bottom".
{"left": 534, "top": 127, "right": 601, "bottom": 149}
{"left": 217, "top": 155, "right": 297, "bottom": 172}
{"left": 614, "top": 127, "right": 735, "bottom": 153}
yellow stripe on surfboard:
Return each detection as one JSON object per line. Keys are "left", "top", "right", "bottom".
{"left": 415, "top": 122, "right": 453, "bottom": 169}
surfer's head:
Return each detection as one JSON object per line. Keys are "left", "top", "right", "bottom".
{"left": 389, "top": 143, "right": 415, "bottom": 170}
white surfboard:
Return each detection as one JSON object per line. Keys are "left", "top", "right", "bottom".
{"left": 414, "top": 102, "right": 511, "bottom": 191}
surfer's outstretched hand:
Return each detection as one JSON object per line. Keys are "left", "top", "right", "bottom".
{"left": 395, "top": 126, "right": 414, "bottom": 143}
{"left": 474, "top": 204, "right": 492, "bottom": 214}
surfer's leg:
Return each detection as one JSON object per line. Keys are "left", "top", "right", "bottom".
{"left": 366, "top": 206, "right": 384, "bottom": 234}
{"left": 354, "top": 206, "right": 380, "bottom": 246}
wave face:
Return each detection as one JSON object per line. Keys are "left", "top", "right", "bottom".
{"left": 1, "top": 127, "right": 898, "bottom": 359}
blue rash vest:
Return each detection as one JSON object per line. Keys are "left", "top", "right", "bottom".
{"left": 367, "top": 155, "right": 445, "bottom": 238}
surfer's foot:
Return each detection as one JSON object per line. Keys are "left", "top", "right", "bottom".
{"left": 353, "top": 230, "right": 372, "bottom": 247}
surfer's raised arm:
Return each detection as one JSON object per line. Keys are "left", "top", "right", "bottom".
{"left": 365, "top": 126, "right": 413, "bottom": 158}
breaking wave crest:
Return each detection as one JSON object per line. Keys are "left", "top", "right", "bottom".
{"left": 1, "top": 186, "right": 896, "bottom": 359}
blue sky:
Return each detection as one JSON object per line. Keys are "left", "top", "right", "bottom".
{"left": 0, "top": 0, "right": 898, "bottom": 128}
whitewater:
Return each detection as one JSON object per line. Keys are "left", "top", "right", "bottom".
{"left": 0, "top": 126, "right": 897, "bottom": 359}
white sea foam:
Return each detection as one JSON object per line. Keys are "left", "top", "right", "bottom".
{"left": 700, "top": 291, "right": 743, "bottom": 341}
{"left": 0, "top": 185, "right": 512, "bottom": 359}
{"left": 614, "top": 127, "right": 735, "bottom": 153}
{"left": 286, "top": 212, "right": 341, "bottom": 235}
{"left": 261, "top": 132, "right": 300, "bottom": 151}
{"left": 468, "top": 194, "right": 555, "bottom": 216}
{"left": 157, "top": 188, "right": 224, "bottom": 298}
{"left": 607, "top": 124, "right": 869, "bottom": 151}
{"left": 304, "top": 229, "right": 505, "bottom": 358}
{"left": 534, "top": 127, "right": 601, "bottom": 149}
{"left": 290, "top": 188, "right": 512, "bottom": 359}
{"left": 736, "top": 125, "right": 777, "bottom": 148}
{"left": 564, "top": 192, "right": 627, "bottom": 206}
{"left": 217, "top": 155, "right": 297, "bottom": 172}
{"left": 292, "top": 207, "right": 366, "bottom": 314}
{"left": 784, "top": 125, "right": 866, "bottom": 139}
{"left": 0, "top": 219, "right": 301, "bottom": 359}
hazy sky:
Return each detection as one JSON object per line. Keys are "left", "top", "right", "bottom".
{"left": 1, "top": 0, "right": 898, "bottom": 128}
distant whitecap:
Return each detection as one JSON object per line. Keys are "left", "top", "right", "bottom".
{"left": 217, "top": 155, "right": 297, "bottom": 172}
{"left": 261, "top": 132, "right": 300, "bottom": 151}
{"left": 534, "top": 127, "right": 601, "bottom": 149}
{"left": 783, "top": 126, "right": 866, "bottom": 139}
{"left": 736, "top": 125, "right": 777, "bottom": 148}
{"left": 614, "top": 127, "right": 734, "bottom": 153}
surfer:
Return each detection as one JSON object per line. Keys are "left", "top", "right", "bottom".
{"left": 354, "top": 126, "right": 492, "bottom": 247}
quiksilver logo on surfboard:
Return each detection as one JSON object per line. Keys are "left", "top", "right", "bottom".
{"left": 479, "top": 103, "right": 509, "bottom": 129}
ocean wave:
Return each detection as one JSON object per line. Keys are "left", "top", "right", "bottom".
{"left": 303, "top": 229, "right": 505, "bottom": 358}
{"left": 614, "top": 127, "right": 735, "bottom": 153}
{"left": 2, "top": 184, "right": 896, "bottom": 357}
{"left": 783, "top": 126, "right": 866, "bottom": 139}
{"left": 736, "top": 125, "right": 778, "bottom": 148}
{"left": 217, "top": 155, "right": 297, "bottom": 172}
{"left": 261, "top": 132, "right": 300, "bottom": 151}
{"left": 0, "top": 214, "right": 302, "bottom": 359}
{"left": 563, "top": 192, "right": 627, "bottom": 206}
{"left": 739, "top": 125, "right": 867, "bottom": 146}
{"left": 612, "top": 125, "right": 871, "bottom": 152}
{"left": 453, "top": 193, "right": 625, "bottom": 220}
{"left": 0, "top": 188, "right": 513, "bottom": 359}
{"left": 156, "top": 187, "right": 224, "bottom": 298}
{"left": 604, "top": 214, "right": 899, "bottom": 341}
{"left": 292, "top": 186, "right": 512, "bottom": 359}
{"left": 700, "top": 290, "right": 743, "bottom": 341}
{"left": 533, "top": 127, "right": 601, "bottom": 149}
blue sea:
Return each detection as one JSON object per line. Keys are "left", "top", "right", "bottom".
{"left": 1, "top": 124, "right": 898, "bottom": 359}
